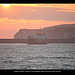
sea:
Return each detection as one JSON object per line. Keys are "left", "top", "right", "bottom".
{"left": 0, "top": 43, "right": 75, "bottom": 70}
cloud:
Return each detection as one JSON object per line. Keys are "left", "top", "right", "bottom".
{"left": 0, "top": 17, "right": 75, "bottom": 38}
{"left": 0, "top": 4, "right": 75, "bottom": 21}
{"left": 1, "top": 4, "right": 75, "bottom": 12}
{"left": 7, "top": 4, "right": 75, "bottom": 12}
{"left": 0, "top": 17, "right": 75, "bottom": 29}
{"left": 57, "top": 9, "right": 75, "bottom": 12}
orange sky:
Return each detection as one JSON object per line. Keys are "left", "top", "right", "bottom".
{"left": 0, "top": 4, "right": 75, "bottom": 39}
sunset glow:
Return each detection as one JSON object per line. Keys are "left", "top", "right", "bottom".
{"left": 0, "top": 4, "right": 75, "bottom": 39}
{"left": 1, "top": 4, "right": 10, "bottom": 7}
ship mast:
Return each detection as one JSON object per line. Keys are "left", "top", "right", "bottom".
{"left": 39, "top": 27, "right": 42, "bottom": 33}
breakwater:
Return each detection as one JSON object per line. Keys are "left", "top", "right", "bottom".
{"left": 0, "top": 39, "right": 75, "bottom": 43}
{"left": 0, "top": 39, "right": 27, "bottom": 43}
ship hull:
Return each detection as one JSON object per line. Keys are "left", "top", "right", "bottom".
{"left": 27, "top": 39, "right": 47, "bottom": 45}
{"left": 27, "top": 42, "right": 47, "bottom": 45}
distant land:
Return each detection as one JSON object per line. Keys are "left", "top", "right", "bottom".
{"left": 0, "top": 24, "right": 75, "bottom": 43}
{"left": 14, "top": 24, "right": 75, "bottom": 40}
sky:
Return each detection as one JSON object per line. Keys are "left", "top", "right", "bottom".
{"left": 0, "top": 4, "right": 75, "bottom": 39}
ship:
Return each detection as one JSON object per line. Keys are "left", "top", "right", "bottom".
{"left": 27, "top": 33, "right": 47, "bottom": 44}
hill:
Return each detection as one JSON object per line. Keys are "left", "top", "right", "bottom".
{"left": 14, "top": 24, "right": 75, "bottom": 40}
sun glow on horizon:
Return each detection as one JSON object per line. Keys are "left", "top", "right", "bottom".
{"left": 1, "top": 4, "right": 10, "bottom": 7}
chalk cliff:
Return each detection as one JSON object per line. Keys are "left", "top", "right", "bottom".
{"left": 14, "top": 24, "right": 75, "bottom": 39}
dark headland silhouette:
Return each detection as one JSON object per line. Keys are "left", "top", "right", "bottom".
{"left": 0, "top": 24, "right": 75, "bottom": 43}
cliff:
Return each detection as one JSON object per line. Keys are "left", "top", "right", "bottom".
{"left": 14, "top": 24, "right": 75, "bottom": 40}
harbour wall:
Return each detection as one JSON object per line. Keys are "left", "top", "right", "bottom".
{"left": 0, "top": 39, "right": 75, "bottom": 43}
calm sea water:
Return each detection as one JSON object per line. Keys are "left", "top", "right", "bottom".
{"left": 0, "top": 43, "right": 75, "bottom": 70}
